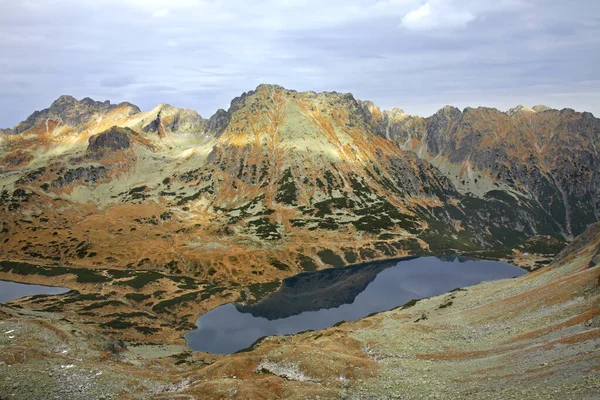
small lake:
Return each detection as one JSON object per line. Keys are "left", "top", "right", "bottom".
{"left": 0, "top": 280, "right": 70, "bottom": 303}
{"left": 185, "top": 256, "right": 526, "bottom": 354}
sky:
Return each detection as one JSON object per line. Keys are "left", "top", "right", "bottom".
{"left": 0, "top": 0, "right": 599, "bottom": 127}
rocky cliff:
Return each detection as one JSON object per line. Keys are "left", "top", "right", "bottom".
{"left": 366, "top": 103, "right": 600, "bottom": 240}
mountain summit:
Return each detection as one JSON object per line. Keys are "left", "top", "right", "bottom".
{"left": 1, "top": 84, "right": 598, "bottom": 279}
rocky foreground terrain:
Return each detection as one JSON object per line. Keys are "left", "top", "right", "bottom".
{"left": 0, "top": 222, "right": 598, "bottom": 399}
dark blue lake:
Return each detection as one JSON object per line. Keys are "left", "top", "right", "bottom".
{"left": 185, "top": 256, "right": 526, "bottom": 354}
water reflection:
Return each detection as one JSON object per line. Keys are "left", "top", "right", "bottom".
{"left": 236, "top": 258, "right": 405, "bottom": 320}
{"left": 186, "top": 256, "right": 525, "bottom": 354}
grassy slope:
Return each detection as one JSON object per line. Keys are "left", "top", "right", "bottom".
{"left": 0, "top": 223, "right": 598, "bottom": 399}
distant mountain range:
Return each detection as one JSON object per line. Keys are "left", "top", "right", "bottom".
{"left": 1, "top": 84, "right": 598, "bottom": 281}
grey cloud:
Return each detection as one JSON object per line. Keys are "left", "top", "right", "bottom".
{"left": 0, "top": 0, "right": 598, "bottom": 128}
{"left": 100, "top": 75, "right": 136, "bottom": 88}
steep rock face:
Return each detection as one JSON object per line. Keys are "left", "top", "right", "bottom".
{"left": 370, "top": 105, "right": 600, "bottom": 239}
{"left": 52, "top": 165, "right": 109, "bottom": 188}
{"left": 187, "top": 85, "right": 461, "bottom": 243}
{"left": 173, "top": 108, "right": 206, "bottom": 133}
{"left": 206, "top": 109, "right": 231, "bottom": 136}
{"left": 532, "top": 104, "right": 552, "bottom": 112}
{"left": 87, "top": 126, "right": 132, "bottom": 157}
{"left": 0, "top": 150, "right": 34, "bottom": 168}
{"left": 139, "top": 104, "right": 206, "bottom": 137}
{"left": 12, "top": 95, "right": 140, "bottom": 133}
{"left": 507, "top": 104, "right": 536, "bottom": 116}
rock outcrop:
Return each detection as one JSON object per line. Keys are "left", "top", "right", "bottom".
{"left": 11, "top": 95, "right": 140, "bottom": 133}
{"left": 87, "top": 126, "right": 133, "bottom": 157}
{"left": 368, "top": 103, "right": 600, "bottom": 240}
{"left": 139, "top": 104, "right": 206, "bottom": 137}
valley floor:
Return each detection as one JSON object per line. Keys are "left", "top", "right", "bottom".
{"left": 1, "top": 225, "right": 599, "bottom": 399}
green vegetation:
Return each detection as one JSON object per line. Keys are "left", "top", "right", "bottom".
{"left": 74, "top": 269, "right": 111, "bottom": 283}
{"left": 359, "top": 247, "right": 377, "bottom": 259}
{"left": 171, "top": 276, "right": 199, "bottom": 290}
{"left": 462, "top": 247, "right": 513, "bottom": 260}
{"left": 269, "top": 259, "right": 290, "bottom": 271}
{"left": 349, "top": 174, "right": 373, "bottom": 198}
{"left": 297, "top": 255, "right": 317, "bottom": 272}
{"left": 125, "top": 293, "right": 151, "bottom": 302}
{"left": 101, "top": 319, "right": 136, "bottom": 330}
{"left": 388, "top": 238, "right": 423, "bottom": 254}
{"left": 395, "top": 298, "right": 420, "bottom": 310}
{"left": 247, "top": 280, "right": 281, "bottom": 303}
{"left": 316, "top": 218, "right": 339, "bottom": 231}
{"left": 62, "top": 292, "right": 108, "bottom": 304}
{"left": 521, "top": 236, "right": 567, "bottom": 255}
{"left": 374, "top": 242, "right": 396, "bottom": 257}
{"left": 248, "top": 217, "right": 281, "bottom": 240}
{"left": 106, "top": 311, "right": 157, "bottom": 319}
{"left": 176, "top": 185, "right": 213, "bottom": 205}
{"left": 317, "top": 249, "right": 345, "bottom": 267}
{"left": 438, "top": 300, "right": 454, "bottom": 309}
{"left": 81, "top": 300, "right": 125, "bottom": 311}
{"left": 118, "top": 271, "right": 163, "bottom": 289}
{"left": 152, "top": 285, "right": 226, "bottom": 313}
{"left": 313, "top": 197, "right": 354, "bottom": 218}
{"left": 0, "top": 261, "right": 110, "bottom": 283}
{"left": 275, "top": 169, "right": 298, "bottom": 205}
{"left": 74, "top": 241, "right": 93, "bottom": 259}
{"left": 152, "top": 291, "right": 203, "bottom": 313}
{"left": 234, "top": 336, "right": 269, "bottom": 354}
{"left": 343, "top": 250, "right": 358, "bottom": 264}
{"left": 171, "top": 351, "right": 192, "bottom": 361}
{"left": 135, "top": 326, "right": 160, "bottom": 335}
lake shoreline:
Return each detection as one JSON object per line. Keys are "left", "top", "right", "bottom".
{"left": 0, "top": 248, "right": 547, "bottom": 350}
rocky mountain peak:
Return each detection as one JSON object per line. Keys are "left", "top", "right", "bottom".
{"left": 358, "top": 100, "right": 382, "bottom": 119}
{"left": 429, "top": 106, "right": 462, "bottom": 126}
{"left": 50, "top": 94, "right": 78, "bottom": 107}
{"left": 206, "top": 109, "right": 231, "bottom": 137}
{"left": 255, "top": 83, "right": 289, "bottom": 93}
{"left": 48, "top": 95, "right": 113, "bottom": 114}
{"left": 12, "top": 95, "right": 140, "bottom": 134}
{"left": 507, "top": 104, "right": 536, "bottom": 116}
{"left": 140, "top": 103, "right": 206, "bottom": 137}
{"left": 150, "top": 103, "right": 179, "bottom": 115}
{"left": 86, "top": 126, "right": 134, "bottom": 159}
{"left": 388, "top": 107, "right": 407, "bottom": 117}
{"left": 228, "top": 84, "right": 297, "bottom": 111}
{"left": 532, "top": 104, "right": 552, "bottom": 113}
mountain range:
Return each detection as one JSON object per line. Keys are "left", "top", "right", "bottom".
{"left": 1, "top": 84, "right": 598, "bottom": 284}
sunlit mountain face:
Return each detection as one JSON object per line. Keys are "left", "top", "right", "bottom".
{"left": 1, "top": 84, "right": 594, "bottom": 282}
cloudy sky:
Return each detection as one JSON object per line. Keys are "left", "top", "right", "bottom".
{"left": 0, "top": 0, "right": 599, "bottom": 127}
